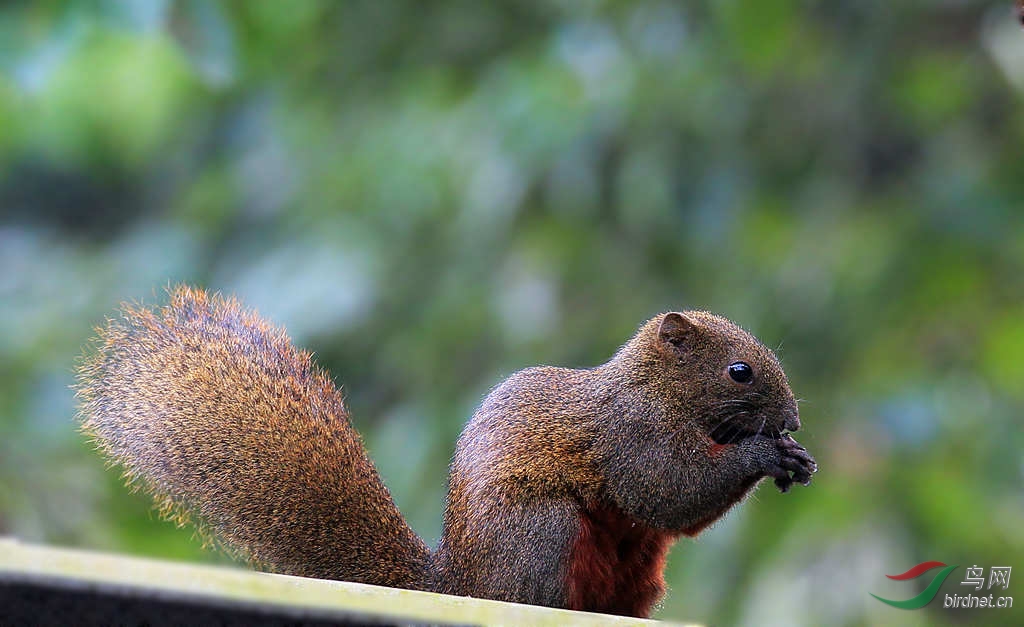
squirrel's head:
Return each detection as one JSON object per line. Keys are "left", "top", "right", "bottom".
{"left": 624, "top": 311, "right": 799, "bottom": 441}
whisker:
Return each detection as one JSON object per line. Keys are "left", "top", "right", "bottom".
{"left": 755, "top": 416, "right": 767, "bottom": 439}
{"left": 723, "top": 425, "right": 739, "bottom": 444}
{"left": 712, "top": 399, "right": 753, "bottom": 410}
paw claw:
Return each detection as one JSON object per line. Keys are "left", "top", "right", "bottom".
{"left": 771, "top": 435, "right": 817, "bottom": 492}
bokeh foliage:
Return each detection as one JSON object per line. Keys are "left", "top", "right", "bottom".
{"left": 1, "top": 1, "right": 1022, "bottom": 624}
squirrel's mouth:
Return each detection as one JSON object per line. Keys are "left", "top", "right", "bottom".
{"left": 709, "top": 421, "right": 787, "bottom": 445}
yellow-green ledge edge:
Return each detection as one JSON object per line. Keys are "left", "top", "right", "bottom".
{"left": 0, "top": 538, "right": 694, "bottom": 626}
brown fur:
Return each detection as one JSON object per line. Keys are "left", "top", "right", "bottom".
{"left": 565, "top": 503, "right": 676, "bottom": 616}
{"left": 76, "top": 287, "right": 817, "bottom": 618}
{"left": 76, "top": 287, "right": 429, "bottom": 588}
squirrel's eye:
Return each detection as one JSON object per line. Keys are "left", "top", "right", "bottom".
{"left": 728, "top": 361, "right": 754, "bottom": 384}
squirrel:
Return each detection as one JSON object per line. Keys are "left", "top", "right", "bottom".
{"left": 76, "top": 286, "right": 817, "bottom": 618}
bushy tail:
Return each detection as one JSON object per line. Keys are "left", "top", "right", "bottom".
{"left": 76, "top": 286, "right": 430, "bottom": 589}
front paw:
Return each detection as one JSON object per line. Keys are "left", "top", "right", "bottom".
{"left": 768, "top": 434, "right": 818, "bottom": 493}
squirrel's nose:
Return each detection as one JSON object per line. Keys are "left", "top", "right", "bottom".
{"left": 783, "top": 410, "right": 801, "bottom": 432}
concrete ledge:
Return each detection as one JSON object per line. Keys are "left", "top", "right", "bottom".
{"left": 0, "top": 538, "right": 685, "bottom": 626}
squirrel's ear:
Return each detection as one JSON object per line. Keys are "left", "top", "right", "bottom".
{"left": 657, "top": 312, "right": 694, "bottom": 349}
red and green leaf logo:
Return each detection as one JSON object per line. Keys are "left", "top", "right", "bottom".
{"left": 870, "top": 561, "right": 958, "bottom": 609}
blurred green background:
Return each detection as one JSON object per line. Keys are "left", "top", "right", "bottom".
{"left": 1, "top": 1, "right": 1022, "bottom": 625}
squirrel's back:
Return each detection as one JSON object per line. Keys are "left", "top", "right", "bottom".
{"left": 76, "top": 286, "right": 429, "bottom": 588}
